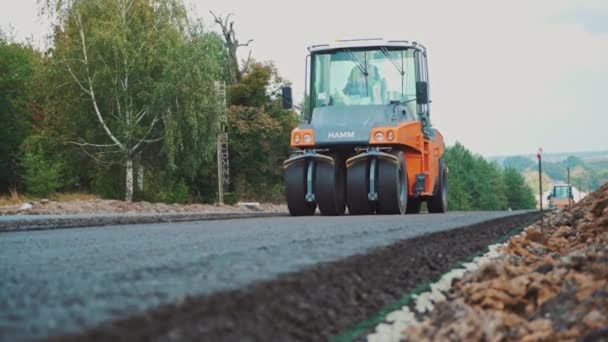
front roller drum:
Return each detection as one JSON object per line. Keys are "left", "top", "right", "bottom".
{"left": 285, "top": 159, "right": 316, "bottom": 216}
{"left": 314, "top": 156, "right": 346, "bottom": 215}
{"left": 377, "top": 151, "right": 407, "bottom": 215}
{"left": 347, "top": 160, "right": 375, "bottom": 215}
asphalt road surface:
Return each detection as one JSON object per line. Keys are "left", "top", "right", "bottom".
{"left": 1, "top": 211, "right": 528, "bottom": 341}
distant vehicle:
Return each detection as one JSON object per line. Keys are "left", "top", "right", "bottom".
{"left": 547, "top": 184, "right": 574, "bottom": 209}
{"left": 281, "top": 39, "right": 446, "bottom": 216}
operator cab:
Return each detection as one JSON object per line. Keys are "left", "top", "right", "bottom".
{"left": 283, "top": 39, "right": 433, "bottom": 146}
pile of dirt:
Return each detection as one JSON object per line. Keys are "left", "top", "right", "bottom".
{"left": 404, "top": 184, "right": 608, "bottom": 341}
{"left": 0, "top": 199, "right": 286, "bottom": 216}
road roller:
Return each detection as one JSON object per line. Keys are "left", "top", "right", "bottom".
{"left": 281, "top": 39, "right": 447, "bottom": 216}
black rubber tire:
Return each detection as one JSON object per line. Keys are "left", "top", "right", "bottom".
{"left": 346, "top": 160, "right": 374, "bottom": 215}
{"left": 285, "top": 159, "right": 316, "bottom": 216}
{"left": 377, "top": 151, "right": 407, "bottom": 215}
{"left": 315, "top": 156, "right": 346, "bottom": 215}
{"left": 428, "top": 159, "right": 448, "bottom": 213}
{"left": 406, "top": 197, "right": 421, "bottom": 214}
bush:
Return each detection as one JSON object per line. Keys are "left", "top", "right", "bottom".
{"left": 223, "top": 192, "right": 238, "bottom": 205}
{"left": 91, "top": 166, "right": 123, "bottom": 199}
{"left": 144, "top": 171, "right": 189, "bottom": 204}
{"left": 503, "top": 167, "right": 536, "bottom": 209}
{"left": 22, "top": 151, "right": 63, "bottom": 197}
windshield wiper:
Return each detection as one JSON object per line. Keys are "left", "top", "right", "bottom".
{"left": 344, "top": 49, "right": 369, "bottom": 96}
{"left": 381, "top": 48, "right": 406, "bottom": 99}
{"left": 380, "top": 47, "right": 404, "bottom": 76}
{"left": 344, "top": 49, "right": 368, "bottom": 77}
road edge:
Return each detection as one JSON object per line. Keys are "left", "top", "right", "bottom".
{"left": 0, "top": 212, "right": 287, "bottom": 233}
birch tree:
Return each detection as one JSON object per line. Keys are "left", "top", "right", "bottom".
{"left": 46, "top": 0, "right": 225, "bottom": 201}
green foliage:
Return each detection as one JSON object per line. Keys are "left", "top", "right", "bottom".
{"left": 91, "top": 166, "right": 123, "bottom": 199}
{"left": 503, "top": 167, "right": 536, "bottom": 209}
{"left": 143, "top": 171, "right": 188, "bottom": 204}
{"left": 22, "top": 150, "right": 63, "bottom": 197}
{"left": 35, "top": 0, "right": 228, "bottom": 201}
{"left": 444, "top": 142, "right": 534, "bottom": 211}
{"left": 226, "top": 62, "right": 298, "bottom": 202}
{"left": 565, "top": 156, "right": 584, "bottom": 168}
{"left": 445, "top": 175, "right": 471, "bottom": 211}
{"left": 500, "top": 153, "right": 607, "bottom": 193}
{"left": 223, "top": 192, "right": 238, "bottom": 205}
{"left": 502, "top": 156, "right": 535, "bottom": 172}
{"left": 0, "top": 34, "right": 43, "bottom": 193}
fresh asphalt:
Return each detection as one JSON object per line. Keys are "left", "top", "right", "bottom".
{"left": 0, "top": 211, "right": 527, "bottom": 341}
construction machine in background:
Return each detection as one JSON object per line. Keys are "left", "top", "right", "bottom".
{"left": 547, "top": 184, "right": 575, "bottom": 209}
{"left": 281, "top": 39, "right": 447, "bottom": 216}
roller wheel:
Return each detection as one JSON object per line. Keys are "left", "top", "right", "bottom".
{"left": 315, "top": 156, "right": 346, "bottom": 215}
{"left": 377, "top": 151, "right": 407, "bottom": 215}
{"left": 285, "top": 159, "right": 316, "bottom": 216}
{"left": 428, "top": 159, "right": 448, "bottom": 213}
{"left": 406, "top": 197, "right": 421, "bottom": 214}
{"left": 346, "top": 160, "right": 374, "bottom": 215}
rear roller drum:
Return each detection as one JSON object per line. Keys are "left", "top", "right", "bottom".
{"left": 315, "top": 156, "right": 346, "bottom": 215}
{"left": 285, "top": 160, "right": 316, "bottom": 216}
{"left": 346, "top": 160, "right": 374, "bottom": 215}
{"left": 377, "top": 151, "right": 407, "bottom": 215}
{"left": 428, "top": 159, "right": 448, "bottom": 213}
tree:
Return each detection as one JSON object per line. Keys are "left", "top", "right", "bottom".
{"left": 503, "top": 167, "right": 536, "bottom": 209}
{"left": 22, "top": 149, "right": 64, "bottom": 197}
{"left": 210, "top": 11, "right": 253, "bottom": 85}
{"left": 443, "top": 142, "right": 508, "bottom": 211}
{"left": 565, "top": 155, "right": 584, "bottom": 169}
{"left": 0, "top": 33, "right": 43, "bottom": 193}
{"left": 226, "top": 62, "right": 298, "bottom": 201}
{"left": 502, "top": 156, "right": 535, "bottom": 172}
{"left": 45, "top": 0, "right": 225, "bottom": 201}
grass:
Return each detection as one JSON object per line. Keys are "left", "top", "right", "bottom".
{"left": 0, "top": 191, "right": 98, "bottom": 206}
{"left": 0, "top": 190, "right": 31, "bottom": 206}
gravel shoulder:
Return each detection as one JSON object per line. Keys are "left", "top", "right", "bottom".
{"left": 403, "top": 184, "right": 608, "bottom": 341}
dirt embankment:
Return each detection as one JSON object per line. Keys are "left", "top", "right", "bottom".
{"left": 0, "top": 199, "right": 286, "bottom": 216}
{"left": 404, "top": 184, "right": 608, "bottom": 341}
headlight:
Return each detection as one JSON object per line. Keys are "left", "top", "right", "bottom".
{"left": 387, "top": 130, "right": 395, "bottom": 142}
{"left": 294, "top": 133, "right": 301, "bottom": 144}
{"left": 303, "top": 134, "right": 312, "bottom": 144}
{"left": 374, "top": 131, "right": 385, "bottom": 142}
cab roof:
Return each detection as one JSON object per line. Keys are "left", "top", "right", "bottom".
{"left": 307, "top": 38, "right": 426, "bottom": 54}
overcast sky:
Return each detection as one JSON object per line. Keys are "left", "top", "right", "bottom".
{"left": 2, "top": 0, "right": 607, "bottom": 156}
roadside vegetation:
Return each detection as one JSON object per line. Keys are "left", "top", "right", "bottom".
{"left": 444, "top": 143, "right": 536, "bottom": 211}
{"left": 501, "top": 154, "right": 608, "bottom": 194}
{"left": 0, "top": 0, "right": 295, "bottom": 204}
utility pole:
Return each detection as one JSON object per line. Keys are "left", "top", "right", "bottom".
{"left": 567, "top": 167, "right": 572, "bottom": 207}
{"left": 537, "top": 147, "right": 543, "bottom": 211}
{"left": 216, "top": 81, "right": 229, "bottom": 204}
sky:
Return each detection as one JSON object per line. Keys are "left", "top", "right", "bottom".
{"left": 2, "top": 0, "right": 607, "bottom": 157}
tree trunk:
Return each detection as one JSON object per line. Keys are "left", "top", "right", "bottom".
{"left": 125, "top": 158, "right": 133, "bottom": 202}
{"left": 137, "top": 162, "right": 144, "bottom": 193}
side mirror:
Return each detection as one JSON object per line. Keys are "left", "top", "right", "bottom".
{"left": 416, "top": 81, "right": 429, "bottom": 104}
{"left": 282, "top": 86, "right": 293, "bottom": 109}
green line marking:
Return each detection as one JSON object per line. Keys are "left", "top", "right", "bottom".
{"left": 330, "top": 216, "right": 538, "bottom": 342}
